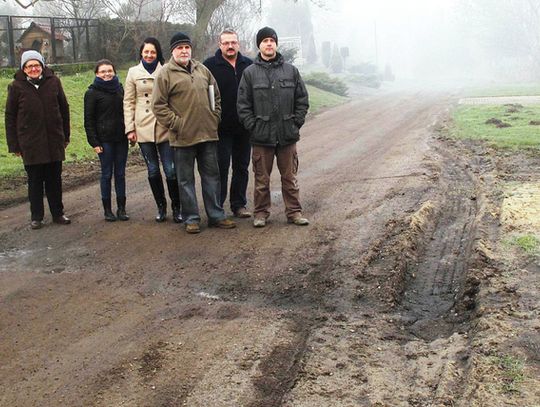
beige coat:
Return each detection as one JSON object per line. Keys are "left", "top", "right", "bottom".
{"left": 152, "top": 58, "right": 221, "bottom": 147}
{"left": 123, "top": 62, "right": 168, "bottom": 143}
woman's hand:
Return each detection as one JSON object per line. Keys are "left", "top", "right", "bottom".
{"left": 127, "top": 131, "right": 137, "bottom": 143}
{"left": 94, "top": 146, "right": 103, "bottom": 154}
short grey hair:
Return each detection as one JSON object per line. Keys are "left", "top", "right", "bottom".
{"left": 219, "top": 29, "right": 238, "bottom": 42}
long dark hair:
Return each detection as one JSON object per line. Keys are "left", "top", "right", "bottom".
{"left": 139, "top": 37, "right": 164, "bottom": 65}
{"left": 94, "top": 59, "right": 116, "bottom": 74}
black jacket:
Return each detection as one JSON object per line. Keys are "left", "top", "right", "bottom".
{"left": 203, "top": 49, "right": 252, "bottom": 135}
{"left": 84, "top": 84, "right": 126, "bottom": 147}
{"left": 5, "top": 67, "right": 70, "bottom": 165}
{"left": 237, "top": 53, "right": 309, "bottom": 147}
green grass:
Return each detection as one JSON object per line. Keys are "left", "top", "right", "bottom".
{"left": 506, "top": 234, "right": 540, "bottom": 254}
{"left": 0, "top": 72, "right": 345, "bottom": 178}
{"left": 0, "top": 70, "right": 127, "bottom": 178}
{"left": 464, "top": 83, "right": 540, "bottom": 97}
{"left": 306, "top": 84, "right": 348, "bottom": 113}
{"left": 451, "top": 104, "right": 540, "bottom": 149}
{"left": 491, "top": 354, "right": 525, "bottom": 394}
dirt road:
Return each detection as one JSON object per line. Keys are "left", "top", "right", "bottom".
{"left": 1, "top": 90, "right": 538, "bottom": 406}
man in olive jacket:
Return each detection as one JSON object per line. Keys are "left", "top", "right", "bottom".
{"left": 152, "top": 32, "right": 235, "bottom": 234}
{"left": 237, "top": 27, "right": 310, "bottom": 228}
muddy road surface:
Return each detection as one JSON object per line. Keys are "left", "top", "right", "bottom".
{"left": 1, "top": 90, "right": 538, "bottom": 407}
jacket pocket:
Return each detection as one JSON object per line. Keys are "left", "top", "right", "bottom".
{"left": 253, "top": 115, "right": 273, "bottom": 144}
{"left": 282, "top": 113, "right": 299, "bottom": 142}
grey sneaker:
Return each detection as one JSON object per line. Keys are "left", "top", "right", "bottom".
{"left": 253, "top": 217, "right": 266, "bottom": 228}
{"left": 287, "top": 216, "right": 309, "bottom": 226}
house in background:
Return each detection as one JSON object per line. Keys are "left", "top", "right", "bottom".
{"left": 17, "top": 21, "right": 69, "bottom": 63}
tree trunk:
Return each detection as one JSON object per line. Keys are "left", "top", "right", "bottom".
{"left": 192, "top": 0, "right": 225, "bottom": 59}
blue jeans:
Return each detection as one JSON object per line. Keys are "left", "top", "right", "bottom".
{"left": 217, "top": 132, "right": 251, "bottom": 212}
{"left": 98, "top": 141, "right": 128, "bottom": 200}
{"left": 139, "top": 141, "right": 175, "bottom": 180}
{"left": 174, "top": 141, "right": 225, "bottom": 224}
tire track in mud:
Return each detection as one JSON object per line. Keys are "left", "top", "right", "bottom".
{"left": 401, "top": 144, "right": 480, "bottom": 340}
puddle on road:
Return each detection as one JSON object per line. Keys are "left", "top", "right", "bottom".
{"left": 0, "top": 246, "right": 71, "bottom": 274}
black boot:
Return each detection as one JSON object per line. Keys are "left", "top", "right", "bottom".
{"left": 116, "top": 196, "right": 129, "bottom": 221}
{"left": 102, "top": 199, "right": 116, "bottom": 222}
{"left": 166, "top": 179, "right": 183, "bottom": 223}
{"left": 149, "top": 176, "right": 167, "bottom": 222}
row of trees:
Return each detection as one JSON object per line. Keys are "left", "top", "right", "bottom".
{"left": 8, "top": 0, "right": 320, "bottom": 60}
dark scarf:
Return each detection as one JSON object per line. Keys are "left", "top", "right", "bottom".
{"left": 92, "top": 75, "right": 121, "bottom": 93}
{"left": 26, "top": 74, "right": 44, "bottom": 87}
{"left": 142, "top": 59, "right": 159, "bottom": 74}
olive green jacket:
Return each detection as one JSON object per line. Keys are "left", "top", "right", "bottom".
{"left": 152, "top": 58, "right": 221, "bottom": 147}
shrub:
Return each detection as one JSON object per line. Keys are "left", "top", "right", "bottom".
{"left": 346, "top": 73, "right": 381, "bottom": 89}
{"left": 0, "top": 67, "right": 16, "bottom": 79}
{"left": 303, "top": 71, "right": 348, "bottom": 96}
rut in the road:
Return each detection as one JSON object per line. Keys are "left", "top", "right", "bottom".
{"left": 401, "top": 144, "right": 481, "bottom": 340}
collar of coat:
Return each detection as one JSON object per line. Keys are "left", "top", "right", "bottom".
{"left": 254, "top": 52, "right": 284, "bottom": 67}
{"left": 134, "top": 61, "right": 163, "bottom": 77}
{"left": 167, "top": 57, "right": 201, "bottom": 73}
{"left": 214, "top": 49, "right": 250, "bottom": 67}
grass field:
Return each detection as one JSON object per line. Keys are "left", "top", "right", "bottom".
{"left": 451, "top": 104, "right": 540, "bottom": 149}
{"left": 0, "top": 71, "right": 347, "bottom": 178}
{"left": 0, "top": 70, "right": 112, "bottom": 178}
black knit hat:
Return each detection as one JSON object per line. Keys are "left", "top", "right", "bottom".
{"left": 256, "top": 27, "right": 278, "bottom": 48}
{"left": 170, "top": 32, "right": 192, "bottom": 51}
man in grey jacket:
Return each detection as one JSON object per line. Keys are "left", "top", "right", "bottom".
{"left": 152, "top": 32, "right": 235, "bottom": 234}
{"left": 237, "top": 27, "right": 310, "bottom": 228}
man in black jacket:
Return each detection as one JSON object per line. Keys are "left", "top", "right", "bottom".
{"left": 204, "top": 29, "right": 253, "bottom": 218}
{"left": 237, "top": 27, "right": 309, "bottom": 228}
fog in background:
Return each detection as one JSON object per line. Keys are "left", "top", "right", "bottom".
{"left": 2, "top": 0, "right": 539, "bottom": 83}
{"left": 273, "top": 0, "right": 540, "bottom": 83}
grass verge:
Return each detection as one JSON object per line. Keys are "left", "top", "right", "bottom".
{"left": 491, "top": 354, "right": 525, "bottom": 394}
{"left": 451, "top": 104, "right": 540, "bottom": 149}
{"left": 505, "top": 234, "right": 540, "bottom": 254}
{"left": 306, "top": 84, "right": 348, "bottom": 114}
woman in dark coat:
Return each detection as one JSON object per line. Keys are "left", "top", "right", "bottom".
{"left": 84, "top": 59, "right": 129, "bottom": 221}
{"left": 5, "top": 50, "right": 71, "bottom": 230}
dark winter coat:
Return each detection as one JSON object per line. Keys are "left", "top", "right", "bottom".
{"left": 84, "top": 83, "right": 126, "bottom": 148}
{"left": 5, "top": 67, "right": 70, "bottom": 165}
{"left": 237, "top": 52, "right": 309, "bottom": 147}
{"left": 203, "top": 49, "right": 252, "bottom": 135}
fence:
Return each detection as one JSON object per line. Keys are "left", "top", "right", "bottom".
{"left": 0, "top": 15, "right": 101, "bottom": 67}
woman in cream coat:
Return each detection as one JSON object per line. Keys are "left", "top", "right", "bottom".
{"left": 124, "top": 37, "right": 181, "bottom": 222}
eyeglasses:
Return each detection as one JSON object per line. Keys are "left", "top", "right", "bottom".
{"left": 24, "top": 63, "right": 42, "bottom": 70}
{"left": 220, "top": 41, "right": 238, "bottom": 46}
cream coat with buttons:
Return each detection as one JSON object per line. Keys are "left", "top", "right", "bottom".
{"left": 123, "top": 62, "right": 168, "bottom": 143}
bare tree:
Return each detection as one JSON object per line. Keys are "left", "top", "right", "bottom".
{"left": 36, "top": 0, "right": 105, "bottom": 19}
{"left": 205, "top": 0, "right": 260, "bottom": 57}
